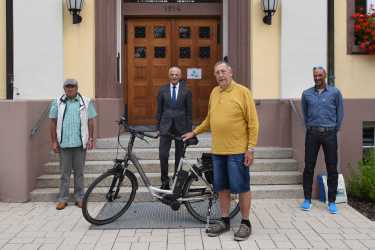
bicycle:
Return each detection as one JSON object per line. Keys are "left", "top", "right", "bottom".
{"left": 81, "top": 117, "right": 240, "bottom": 226}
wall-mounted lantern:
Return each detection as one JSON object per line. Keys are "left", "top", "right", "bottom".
{"left": 261, "top": 0, "right": 279, "bottom": 25}
{"left": 66, "top": 0, "right": 84, "bottom": 24}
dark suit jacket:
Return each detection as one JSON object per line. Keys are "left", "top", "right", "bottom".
{"left": 156, "top": 81, "right": 192, "bottom": 135}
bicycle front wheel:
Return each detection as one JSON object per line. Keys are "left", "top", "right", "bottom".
{"left": 183, "top": 174, "right": 240, "bottom": 223}
{"left": 82, "top": 170, "right": 137, "bottom": 225}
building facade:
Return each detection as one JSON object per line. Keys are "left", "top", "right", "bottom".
{"left": 1, "top": 0, "right": 375, "bottom": 201}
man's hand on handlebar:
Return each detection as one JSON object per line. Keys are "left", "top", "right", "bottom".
{"left": 181, "top": 131, "right": 196, "bottom": 141}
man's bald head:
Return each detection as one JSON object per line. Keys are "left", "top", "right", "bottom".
{"left": 169, "top": 66, "right": 182, "bottom": 85}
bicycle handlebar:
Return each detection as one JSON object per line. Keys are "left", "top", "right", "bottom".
{"left": 119, "top": 117, "right": 159, "bottom": 139}
{"left": 119, "top": 116, "right": 198, "bottom": 146}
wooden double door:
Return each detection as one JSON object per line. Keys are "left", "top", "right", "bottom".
{"left": 126, "top": 18, "right": 220, "bottom": 125}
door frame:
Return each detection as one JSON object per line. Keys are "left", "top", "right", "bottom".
{"left": 94, "top": 0, "right": 251, "bottom": 99}
{"left": 121, "top": 1, "right": 251, "bottom": 122}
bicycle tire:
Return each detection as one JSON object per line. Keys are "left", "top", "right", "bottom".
{"left": 183, "top": 174, "right": 240, "bottom": 223}
{"left": 82, "top": 169, "right": 137, "bottom": 225}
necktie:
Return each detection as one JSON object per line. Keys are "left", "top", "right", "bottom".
{"left": 172, "top": 86, "right": 177, "bottom": 104}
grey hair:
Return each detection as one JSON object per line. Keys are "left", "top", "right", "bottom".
{"left": 169, "top": 66, "right": 182, "bottom": 72}
{"left": 312, "top": 66, "right": 327, "bottom": 74}
{"left": 63, "top": 78, "right": 78, "bottom": 87}
{"left": 214, "top": 61, "right": 232, "bottom": 70}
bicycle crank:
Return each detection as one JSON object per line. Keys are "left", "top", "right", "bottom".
{"left": 160, "top": 195, "right": 181, "bottom": 211}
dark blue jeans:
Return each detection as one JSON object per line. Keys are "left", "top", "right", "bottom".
{"left": 304, "top": 129, "right": 338, "bottom": 202}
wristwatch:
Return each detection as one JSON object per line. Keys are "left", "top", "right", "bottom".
{"left": 248, "top": 147, "right": 255, "bottom": 153}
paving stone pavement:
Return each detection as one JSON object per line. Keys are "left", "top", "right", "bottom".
{"left": 0, "top": 199, "right": 374, "bottom": 250}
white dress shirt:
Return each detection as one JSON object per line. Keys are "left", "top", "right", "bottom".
{"left": 170, "top": 82, "right": 180, "bottom": 100}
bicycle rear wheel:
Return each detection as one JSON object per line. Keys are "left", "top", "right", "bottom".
{"left": 82, "top": 170, "right": 137, "bottom": 225}
{"left": 183, "top": 174, "right": 240, "bottom": 223}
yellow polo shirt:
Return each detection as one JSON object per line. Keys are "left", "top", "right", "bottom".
{"left": 193, "top": 81, "right": 259, "bottom": 154}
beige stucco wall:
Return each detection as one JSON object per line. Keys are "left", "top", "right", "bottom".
{"left": 250, "top": 1, "right": 281, "bottom": 99}
{"left": 0, "top": 1, "right": 6, "bottom": 99}
{"left": 63, "top": 0, "right": 95, "bottom": 98}
{"left": 335, "top": 0, "right": 375, "bottom": 98}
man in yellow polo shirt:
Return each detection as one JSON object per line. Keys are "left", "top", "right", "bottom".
{"left": 182, "top": 61, "right": 259, "bottom": 241}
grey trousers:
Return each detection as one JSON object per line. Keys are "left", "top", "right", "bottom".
{"left": 58, "top": 147, "right": 86, "bottom": 202}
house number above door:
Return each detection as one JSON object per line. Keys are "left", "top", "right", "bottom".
{"left": 164, "top": 5, "right": 182, "bottom": 12}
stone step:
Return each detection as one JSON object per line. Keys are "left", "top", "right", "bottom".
{"left": 50, "top": 147, "right": 293, "bottom": 161}
{"left": 95, "top": 133, "right": 212, "bottom": 149}
{"left": 30, "top": 185, "right": 304, "bottom": 202}
{"left": 35, "top": 171, "right": 302, "bottom": 188}
{"left": 95, "top": 134, "right": 294, "bottom": 158}
{"left": 43, "top": 158, "right": 298, "bottom": 174}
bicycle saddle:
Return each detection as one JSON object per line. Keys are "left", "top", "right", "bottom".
{"left": 185, "top": 137, "right": 199, "bottom": 146}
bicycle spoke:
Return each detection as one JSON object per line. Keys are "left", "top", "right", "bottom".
{"left": 184, "top": 174, "right": 240, "bottom": 223}
{"left": 82, "top": 171, "right": 137, "bottom": 225}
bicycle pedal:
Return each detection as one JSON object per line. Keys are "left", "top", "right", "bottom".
{"left": 171, "top": 202, "right": 180, "bottom": 211}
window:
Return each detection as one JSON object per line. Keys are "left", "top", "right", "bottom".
{"left": 135, "top": 47, "right": 146, "bottom": 58}
{"left": 154, "top": 26, "right": 166, "bottom": 38}
{"left": 179, "top": 26, "right": 191, "bottom": 39}
{"left": 363, "top": 122, "right": 375, "bottom": 156}
{"left": 179, "top": 47, "right": 191, "bottom": 58}
{"left": 199, "top": 27, "right": 210, "bottom": 39}
{"left": 199, "top": 47, "right": 210, "bottom": 58}
{"left": 154, "top": 47, "right": 166, "bottom": 58}
{"left": 135, "top": 26, "right": 146, "bottom": 38}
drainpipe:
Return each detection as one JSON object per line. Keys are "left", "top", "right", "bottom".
{"left": 6, "top": 0, "right": 14, "bottom": 99}
{"left": 327, "top": 0, "right": 335, "bottom": 86}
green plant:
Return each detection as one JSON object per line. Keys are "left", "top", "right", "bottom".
{"left": 348, "top": 149, "right": 375, "bottom": 202}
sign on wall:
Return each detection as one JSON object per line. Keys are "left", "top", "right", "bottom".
{"left": 187, "top": 68, "right": 202, "bottom": 79}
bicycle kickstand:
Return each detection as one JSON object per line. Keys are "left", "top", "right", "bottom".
{"left": 205, "top": 197, "right": 213, "bottom": 233}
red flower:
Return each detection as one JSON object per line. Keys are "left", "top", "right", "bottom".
{"left": 352, "top": 11, "right": 375, "bottom": 54}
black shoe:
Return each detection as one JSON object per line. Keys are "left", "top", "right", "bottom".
{"left": 234, "top": 222, "right": 252, "bottom": 241}
{"left": 206, "top": 221, "right": 230, "bottom": 237}
{"left": 160, "top": 183, "right": 170, "bottom": 190}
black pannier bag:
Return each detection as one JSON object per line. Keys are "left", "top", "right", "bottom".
{"left": 200, "top": 153, "right": 213, "bottom": 184}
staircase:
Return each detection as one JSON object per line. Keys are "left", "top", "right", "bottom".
{"left": 30, "top": 133, "right": 303, "bottom": 201}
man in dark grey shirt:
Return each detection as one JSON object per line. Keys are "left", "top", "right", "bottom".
{"left": 301, "top": 66, "right": 344, "bottom": 214}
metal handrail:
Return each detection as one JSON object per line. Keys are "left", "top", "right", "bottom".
{"left": 30, "top": 103, "right": 51, "bottom": 137}
{"left": 289, "top": 99, "right": 304, "bottom": 127}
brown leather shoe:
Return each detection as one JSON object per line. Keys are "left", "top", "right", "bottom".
{"left": 56, "top": 202, "right": 68, "bottom": 210}
{"left": 75, "top": 201, "right": 83, "bottom": 208}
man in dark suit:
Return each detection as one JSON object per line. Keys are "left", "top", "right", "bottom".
{"left": 156, "top": 66, "right": 193, "bottom": 189}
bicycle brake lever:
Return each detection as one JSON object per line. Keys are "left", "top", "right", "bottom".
{"left": 136, "top": 134, "right": 150, "bottom": 144}
{"left": 141, "top": 137, "right": 150, "bottom": 144}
